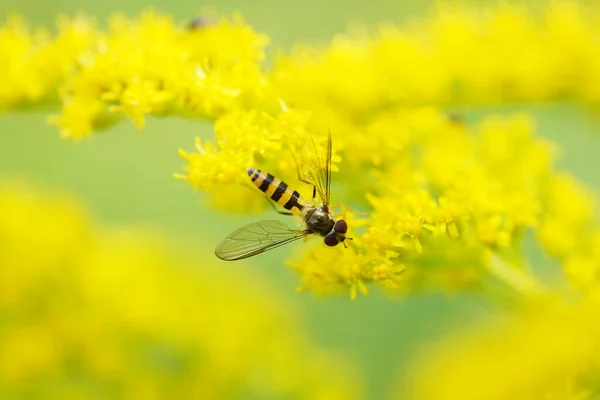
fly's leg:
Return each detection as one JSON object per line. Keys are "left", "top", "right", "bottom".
{"left": 296, "top": 164, "right": 317, "bottom": 203}
{"left": 275, "top": 207, "right": 294, "bottom": 216}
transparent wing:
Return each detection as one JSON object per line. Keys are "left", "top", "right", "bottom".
{"left": 215, "top": 220, "right": 309, "bottom": 261}
{"left": 292, "top": 130, "right": 332, "bottom": 207}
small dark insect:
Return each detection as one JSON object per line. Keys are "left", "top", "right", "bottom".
{"left": 187, "top": 17, "right": 214, "bottom": 30}
{"left": 447, "top": 112, "right": 466, "bottom": 125}
{"left": 215, "top": 131, "right": 351, "bottom": 261}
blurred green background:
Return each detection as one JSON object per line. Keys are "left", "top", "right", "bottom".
{"left": 2, "top": 0, "right": 600, "bottom": 398}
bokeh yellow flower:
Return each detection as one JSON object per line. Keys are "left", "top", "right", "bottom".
{"left": 0, "top": 181, "right": 361, "bottom": 399}
{"left": 398, "top": 296, "right": 600, "bottom": 400}
{"left": 274, "top": 0, "right": 600, "bottom": 110}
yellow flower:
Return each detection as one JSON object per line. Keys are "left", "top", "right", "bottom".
{"left": 2, "top": 4, "right": 600, "bottom": 297}
{"left": 180, "top": 108, "right": 596, "bottom": 298}
{"left": 0, "top": 13, "right": 98, "bottom": 109}
{"left": 0, "top": 181, "right": 362, "bottom": 398}
{"left": 536, "top": 172, "right": 600, "bottom": 292}
{"left": 44, "top": 11, "right": 270, "bottom": 138}
{"left": 398, "top": 297, "right": 600, "bottom": 400}
{"left": 176, "top": 137, "right": 251, "bottom": 190}
{"left": 45, "top": 95, "right": 111, "bottom": 139}
{"left": 274, "top": 0, "right": 600, "bottom": 110}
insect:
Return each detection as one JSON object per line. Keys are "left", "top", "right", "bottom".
{"left": 187, "top": 16, "right": 214, "bottom": 30}
{"left": 214, "top": 131, "right": 350, "bottom": 261}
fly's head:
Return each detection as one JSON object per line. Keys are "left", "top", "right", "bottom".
{"left": 323, "top": 219, "right": 351, "bottom": 247}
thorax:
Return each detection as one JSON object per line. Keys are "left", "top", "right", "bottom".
{"left": 303, "top": 206, "right": 335, "bottom": 236}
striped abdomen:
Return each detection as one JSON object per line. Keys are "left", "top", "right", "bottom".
{"left": 247, "top": 168, "right": 306, "bottom": 213}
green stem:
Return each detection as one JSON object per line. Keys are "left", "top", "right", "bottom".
{"left": 487, "top": 253, "right": 549, "bottom": 297}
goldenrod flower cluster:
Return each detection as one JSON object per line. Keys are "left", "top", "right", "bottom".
{"left": 275, "top": 0, "right": 600, "bottom": 109}
{"left": 5, "top": 1, "right": 600, "bottom": 398}
{"left": 0, "top": 182, "right": 360, "bottom": 399}
{"left": 2, "top": 2, "right": 600, "bottom": 300}
{"left": 42, "top": 11, "right": 269, "bottom": 138}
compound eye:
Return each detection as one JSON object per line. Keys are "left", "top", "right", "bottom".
{"left": 333, "top": 219, "right": 348, "bottom": 234}
{"left": 324, "top": 234, "right": 339, "bottom": 247}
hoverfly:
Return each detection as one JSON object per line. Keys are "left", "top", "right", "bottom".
{"left": 214, "top": 131, "right": 350, "bottom": 261}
